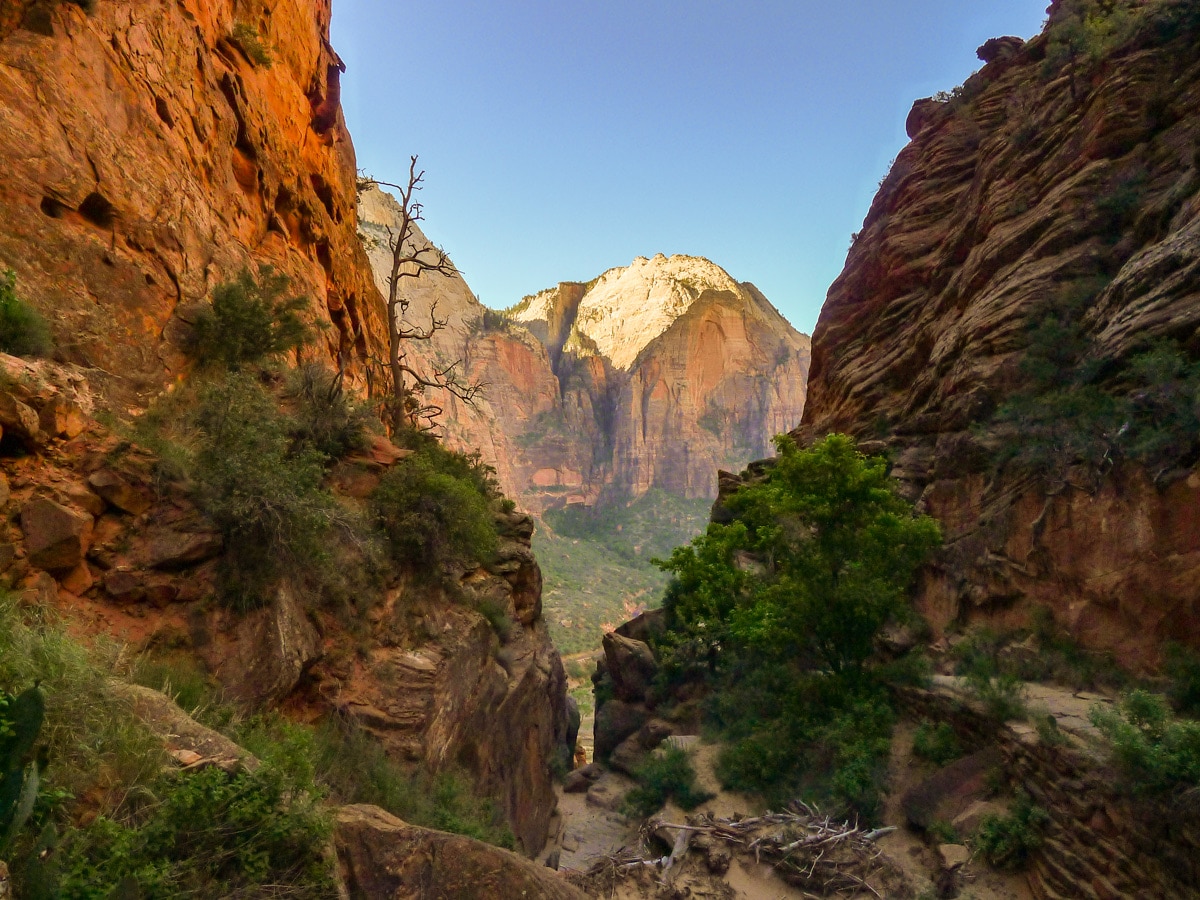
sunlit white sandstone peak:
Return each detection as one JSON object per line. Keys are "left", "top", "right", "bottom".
{"left": 512, "top": 253, "right": 748, "bottom": 370}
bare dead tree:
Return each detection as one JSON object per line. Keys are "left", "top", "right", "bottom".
{"left": 361, "top": 155, "right": 483, "bottom": 433}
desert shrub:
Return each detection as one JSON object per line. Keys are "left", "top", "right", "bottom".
{"left": 286, "top": 363, "right": 376, "bottom": 461}
{"left": 1091, "top": 690, "right": 1200, "bottom": 795}
{"left": 55, "top": 762, "right": 333, "bottom": 898}
{"left": 187, "top": 267, "right": 308, "bottom": 370}
{"left": 0, "top": 270, "right": 53, "bottom": 358}
{"left": 372, "top": 437, "right": 499, "bottom": 570}
{"left": 231, "top": 22, "right": 272, "bottom": 67}
{"left": 974, "top": 794, "right": 1050, "bottom": 871}
{"left": 1164, "top": 643, "right": 1200, "bottom": 717}
{"left": 623, "top": 745, "right": 713, "bottom": 819}
{"left": 912, "top": 721, "right": 962, "bottom": 767}
{"left": 241, "top": 714, "right": 514, "bottom": 848}
{"left": 189, "top": 374, "right": 345, "bottom": 609}
{"left": 476, "top": 599, "right": 515, "bottom": 643}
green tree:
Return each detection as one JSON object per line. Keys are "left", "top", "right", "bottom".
{"left": 659, "top": 433, "right": 940, "bottom": 677}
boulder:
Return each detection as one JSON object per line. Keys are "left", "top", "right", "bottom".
{"left": 593, "top": 698, "right": 649, "bottom": 761}
{"left": 143, "top": 528, "right": 223, "bottom": 569}
{"left": 906, "top": 97, "right": 943, "bottom": 139}
{"left": 562, "top": 764, "right": 601, "bottom": 794}
{"left": 610, "top": 719, "right": 673, "bottom": 776}
{"left": 902, "top": 748, "right": 1004, "bottom": 830}
{"left": 88, "top": 470, "right": 152, "bottom": 515}
{"left": 614, "top": 607, "right": 666, "bottom": 644}
{"left": 20, "top": 497, "right": 92, "bottom": 572}
{"left": 115, "top": 682, "right": 257, "bottom": 774}
{"left": 334, "top": 804, "right": 586, "bottom": 900}
{"left": 0, "top": 392, "right": 42, "bottom": 449}
{"left": 602, "top": 631, "right": 658, "bottom": 703}
{"left": 976, "top": 36, "right": 1024, "bottom": 64}
{"left": 37, "top": 397, "right": 86, "bottom": 440}
{"left": 223, "top": 582, "right": 322, "bottom": 705}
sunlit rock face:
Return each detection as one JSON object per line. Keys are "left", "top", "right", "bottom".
{"left": 0, "top": 0, "right": 387, "bottom": 404}
{"left": 795, "top": 12, "right": 1200, "bottom": 671}
{"left": 356, "top": 204, "right": 811, "bottom": 511}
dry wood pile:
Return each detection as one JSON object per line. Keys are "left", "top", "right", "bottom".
{"left": 577, "top": 801, "right": 907, "bottom": 898}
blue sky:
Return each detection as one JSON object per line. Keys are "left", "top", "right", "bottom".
{"left": 332, "top": 2, "right": 1049, "bottom": 334}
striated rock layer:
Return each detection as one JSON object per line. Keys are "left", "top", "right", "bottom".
{"left": 357, "top": 190, "right": 810, "bottom": 512}
{"left": 795, "top": 5, "right": 1200, "bottom": 670}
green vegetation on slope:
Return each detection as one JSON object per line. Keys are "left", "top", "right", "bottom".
{"left": 650, "top": 435, "right": 940, "bottom": 820}
{"left": 535, "top": 490, "right": 711, "bottom": 656}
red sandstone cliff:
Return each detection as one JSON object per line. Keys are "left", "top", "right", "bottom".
{"left": 0, "top": 0, "right": 569, "bottom": 853}
{"left": 794, "top": 3, "right": 1200, "bottom": 670}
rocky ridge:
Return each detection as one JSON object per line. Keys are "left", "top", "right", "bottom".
{"left": 792, "top": 3, "right": 1200, "bottom": 670}
{"left": 357, "top": 187, "right": 810, "bottom": 511}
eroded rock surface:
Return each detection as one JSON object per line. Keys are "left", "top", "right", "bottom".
{"left": 794, "top": 9, "right": 1200, "bottom": 669}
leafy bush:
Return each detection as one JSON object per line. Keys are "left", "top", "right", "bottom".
{"left": 476, "top": 599, "right": 515, "bottom": 643}
{"left": 974, "top": 794, "right": 1050, "bottom": 871}
{"left": 187, "top": 267, "right": 309, "bottom": 370}
{"left": 286, "top": 364, "right": 376, "bottom": 461}
{"left": 623, "top": 746, "right": 713, "bottom": 819}
{"left": 0, "top": 270, "right": 53, "bottom": 358}
{"left": 1091, "top": 690, "right": 1200, "bottom": 795}
{"left": 912, "top": 721, "right": 962, "bottom": 767}
{"left": 373, "top": 434, "right": 499, "bottom": 571}
{"left": 231, "top": 22, "right": 272, "bottom": 67}
{"left": 56, "top": 763, "right": 334, "bottom": 898}
{"left": 189, "top": 375, "right": 348, "bottom": 609}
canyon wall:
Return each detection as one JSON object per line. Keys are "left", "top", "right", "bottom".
{"left": 794, "top": 4, "right": 1200, "bottom": 669}
{"left": 0, "top": 0, "right": 383, "bottom": 404}
{"left": 357, "top": 193, "right": 811, "bottom": 512}
{"left": 0, "top": 0, "right": 570, "bottom": 853}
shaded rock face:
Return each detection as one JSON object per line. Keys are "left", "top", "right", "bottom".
{"left": 0, "top": 0, "right": 384, "bottom": 405}
{"left": 334, "top": 804, "right": 587, "bottom": 900}
{"left": 357, "top": 191, "right": 810, "bottom": 512}
{"left": 795, "top": 14, "right": 1200, "bottom": 669}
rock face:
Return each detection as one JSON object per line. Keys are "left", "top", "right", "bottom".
{"left": 357, "top": 192, "right": 810, "bottom": 512}
{"left": 0, "top": 0, "right": 384, "bottom": 404}
{"left": 794, "top": 7, "right": 1200, "bottom": 669}
{"left": 334, "top": 804, "right": 587, "bottom": 900}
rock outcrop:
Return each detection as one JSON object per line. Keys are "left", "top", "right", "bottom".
{"left": 357, "top": 192, "right": 811, "bottom": 512}
{"left": 794, "top": 5, "right": 1200, "bottom": 669}
{"left": 0, "top": 0, "right": 384, "bottom": 405}
{"left": 334, "top": 804, "right": 587, "bottom": 900}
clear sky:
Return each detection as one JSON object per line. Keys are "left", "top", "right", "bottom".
{"left": 331, "top": 1, "right": 1050, "bottom": 334}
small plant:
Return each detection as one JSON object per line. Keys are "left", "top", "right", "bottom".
{"left": 912, "top": 721, "right": 962, "bottom": 767}
{"left": 476, "top": 599, "right": 515, "bottom": 643}
{"left": 187, "top": 267, "right": 309, "bottom": 370}
{"left": 1033, "top": 709, "right": 1067, "bottom": 746}
{"left": 286, "top": 364, "right": 376, "bottom": 462}
{"left": 967, "top": 670, "right": 1027, "bottom": 722}
{"left": 231, "top": 22, "right": 273, "bottom": 67}
{"left": 0, "top": 685, "right": 45, "bottom": 856}
{"left": 927, "top": 820, "right": 958, "bottom": 844}
{"left": 973, "top": 794, "right": 1050, "bottom": 871}
{"left": 623, "top": 745, "right": 713, "bottom": 819}
{"left": 0, "top": 270, "right": 53, "bottom": 358}
{"left": 1090, "top": 690, "right": 1200, "bottom": 795}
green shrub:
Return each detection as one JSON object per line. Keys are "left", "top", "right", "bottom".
{"left": 373, "top": 438, "right": 499, "bottom": 571}
{"left": 967, "top": 671, "right": 1027, "bottom": 722}
{"left": 132, "top": 654, "right": 221, "bottom": 719}
{"left": 187, "top": 267, "right": 308, "bottom": 370}
{"left": 974, "top": 794, "right": 1050, "bottom": 871}
{"left": 1164, "top": 643, "right": 1200, "bottom": 717}
{"left": 1090, "top": 690, "right": 1200, "bottom": 795}
{"left": 231, "top": 22, "right": 272, "bottom": 67}
{"left": 623, "top": 745, "right": 713, "bottom": 819}
{"left": 912, "top": 721, "right": 962, "bottom": 767}
{"left": 476, "top": 599, "right": 515, "bottom": 643}
{"left": 927, "top": 820, "right": 958, "bottom": 844}
{"left": 56, "top": 762, "right": 334, "bottom": 898}
{"left": 189, "top": 374, "right": 345, "bottom": 609}
{"left": 286, "top": 363, "right": 376, "bottom": 462}
{"left": 0, "top": 270, "right": 53, "bottom": 358}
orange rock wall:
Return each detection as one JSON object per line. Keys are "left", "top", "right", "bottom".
{"left": 796, "top": 10, "right": 1200, "bottom": 669}
{"left": 0, "top": 0, "right": 384, "bottom": 403}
